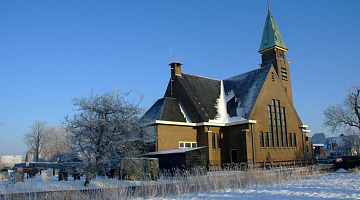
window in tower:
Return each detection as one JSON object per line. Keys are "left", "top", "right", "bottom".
{"left": 281, "top": 67, "right": 288, "bottom": 81}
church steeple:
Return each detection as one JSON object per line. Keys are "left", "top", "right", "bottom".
{"left": 259, "top": 5, "right": 293, "bottom": 102}
{"left": 259, "top": 9, "right": 287, "bottom": 53}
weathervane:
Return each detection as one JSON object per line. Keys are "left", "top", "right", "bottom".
{"left": 267, "top": 0, "right": 270, "bottom": 12}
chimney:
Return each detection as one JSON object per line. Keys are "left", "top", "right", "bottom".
{"left": 169, "top": 62, "right": 183, "bottom": 98}
{"left": 170, "top": 61, "right": 183, "bottom": 79}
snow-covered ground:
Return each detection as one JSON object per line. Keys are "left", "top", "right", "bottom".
{"left": 0, "top": 174, "right": 139, "bottom": 194}
{"left": 159, "top": 171, "right": 360, "bottom": 200}
{"left": 1, "top": 169, "right": 360, "bottom": 199}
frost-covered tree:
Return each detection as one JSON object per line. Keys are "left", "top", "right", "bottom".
{"left": 64, "top": 90, "right": 152, "bottom": 186}
{"left": 324, "top": 85, "right": 360, "bottom": 136}
{"left": 24, "top": 120, "right": 48, "bottom": 162}
{"left": 42, "top": 126, "right": 70, "bottom": 162}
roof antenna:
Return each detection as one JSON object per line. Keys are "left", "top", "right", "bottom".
{"left": 169, "top": 49, "right": 172, "bottom": 63}
{"left": 267, "top": 0, "right": 270, "bottom": 12}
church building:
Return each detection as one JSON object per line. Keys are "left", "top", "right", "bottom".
{"left": 142, "top": 7, "right": 312, "bottom": 165}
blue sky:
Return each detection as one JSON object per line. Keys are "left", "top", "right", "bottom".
{"left": 0, "top": 1, "right": 359, "bottom": 157}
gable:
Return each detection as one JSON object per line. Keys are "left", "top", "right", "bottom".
{"left": 249, "top": 65, "right": 302, "bottom": 129}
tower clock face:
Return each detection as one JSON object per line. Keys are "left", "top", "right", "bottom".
{"left": 279, "top": 50, "right": 284, "bottom": 57}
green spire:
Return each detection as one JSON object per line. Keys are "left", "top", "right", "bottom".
{"left": 259, "top": 10, "right": 287, "bottom": 52}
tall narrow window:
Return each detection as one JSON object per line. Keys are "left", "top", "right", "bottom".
{"left": 260, "top": 132, "right": 264, "bottom": 148}
{"left": 217, "top": 133, "right": 221, "bottom": 150}
{"left": 270, "top": 131, "right": 274, "bottom": 147}
{"left": 271, "top": 100, "right": 279, "bottom": 147}
{"left": 275, "top": 100, "right": 283, "bottom": 147}
{"left": 281, "top": 107, "right": 288, "bottom": 147}
{"left": 265, "top": 132, "right": 269, "bottom": 147}
{"left": 293, "top": 133, "right": 297, "bottom": 147}
{"left": 212, "top": 133, "right": 216, "bottom": 150}
{"left": 267, "top": 105, "right": 276, "bottom": 147}
{"left": 289, "top": 133, "right": 293, "bottom": 147}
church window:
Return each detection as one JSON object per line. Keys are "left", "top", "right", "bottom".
{"left": 280, "top": 106, "right": 287, "bottom": 147}
{"left": 260, "top": 132, "right": 264, "bottom": 148}
{"left": 289, "top": 133, "right": 293, "bottom": 147}
{"left": 271, "top": 100, "right": 279, "bottom": 147}
{"left": 267, "top": 105, "right": 277, "bottom": 147}
{"left": 212, "top": 133, "right": 216, "bottom": 150}
{"left": 276, "top": 100, "right": 283, "bottom": 147}
{"left": 268, "top": 100, "right": 289, "bottom": 148}
{"left": 265, "top": 132, "right": 269, "bottom": 147}
{"left": 293, "top": 134, "right": 297, "bottom": 147}
{"left": 271, "top": 72, "right": 275, "bottom": 82}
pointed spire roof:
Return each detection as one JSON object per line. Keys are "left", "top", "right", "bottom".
{"left": 259, "top": 10, "right": 287, "bottom": 53}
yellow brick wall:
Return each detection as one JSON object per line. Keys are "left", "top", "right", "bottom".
{"left": 156, "top": 124, "right": 197, "bottom": 151}
{"left": 249, "top": 66, "right": 309, "bottom": 162}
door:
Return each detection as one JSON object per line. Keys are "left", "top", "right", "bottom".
{"left": 230, "top": 149, "right": 238, "bottom": 163}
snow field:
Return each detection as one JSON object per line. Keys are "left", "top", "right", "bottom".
{"left": 1, "top": 167, "right": 359, "bottom": 199}
{"left": 159, "top": 171, "right": 360, "bottom": 200}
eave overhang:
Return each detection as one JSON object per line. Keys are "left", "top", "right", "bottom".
{"left": 146, "top": 119, "right": 257, "bottom": 127}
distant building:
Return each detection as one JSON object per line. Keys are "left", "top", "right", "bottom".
{"left": 142, "top": 6, "right": 312, "bottom": 165}
{"left": 1, "top": 155, "right": 23, "bottom": 164}
{"left": 311, "top": 133, "right": 328, "bottom": 159}
{"left": 323, "top": 135, "right": 360, "bottom": 158}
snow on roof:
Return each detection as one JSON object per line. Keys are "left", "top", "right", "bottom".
{"left": 143, "top": 65, "right": 271, "bottom": 124}
{"left": 222, "top": 66, "right": 271, "bottom": 120}
{"left": 323, "top": 135, "right": 359, "bottom": 151}
{"left": 144, "top": 147, "right": 205, "bottom": 156}
{"left": 312, "top": 144, "right": 325, "bottom": 147}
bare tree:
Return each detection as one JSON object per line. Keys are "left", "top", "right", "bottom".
{"left": 324, "top": 85, "right": 360, "bottom": 135}
{"left": 42, "top": 126, "right": 70, "bottom": 162}
{"left": 64, "top": 90, "right": 152, "bottom": 186}
{"left": 24, "top": 120, "right": 48, "bottom": 162}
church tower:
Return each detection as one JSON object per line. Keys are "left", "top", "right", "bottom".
{"left": 259, "top": 5, "right": 293, "bottom": 102}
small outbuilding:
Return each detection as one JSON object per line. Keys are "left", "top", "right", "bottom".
{"left": 144, "top": 147, "right": 207, "bottom": 170}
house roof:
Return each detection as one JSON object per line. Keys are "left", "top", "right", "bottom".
{"left": 176, "top": 73, "right": 221, "bottom": 122}
{"left": 221, "top": 65, "right": 271, "bottom": 120}
{"left": 141, "top": 97, "right": 190, "bottom": 122}
{"left": 311, "top": 133, "right": 328, "bottom": 145}
{"left": 144, "top": 64, "right": 271, "bottom": 124}
{"left": 259, "top": 10, "right": 287, "bottom": 52}
{"left": 323, "top": 135, "right": 359, "bottom": 151}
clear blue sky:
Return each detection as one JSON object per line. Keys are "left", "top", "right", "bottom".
{"left": 0, "top": 1, "right": 359, "bottom": 158}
